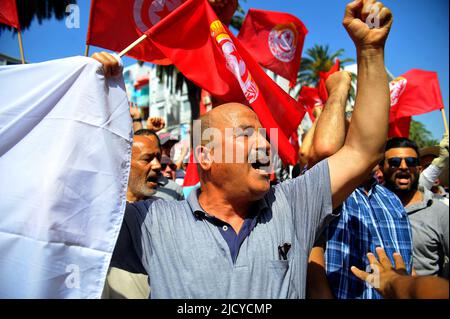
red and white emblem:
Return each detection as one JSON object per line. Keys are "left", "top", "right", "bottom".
{"left": 268, "top": 23, "right": 298, "bottom": 63}
{"left": 211, "top": 20, "right": 259, "bottom": 104}
{"left": 389, "top": 76, "right": 407, "bottom": 106}
{"left": 133, "top": 0, "right": 183, "bottom": 33}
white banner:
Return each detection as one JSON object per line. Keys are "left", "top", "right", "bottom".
{"left": 0, "top": 56, "right": 132, "bottom": 298}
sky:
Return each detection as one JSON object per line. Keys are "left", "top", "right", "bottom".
{"left": 0, "top": 0, "right": 448, "bottom": 140}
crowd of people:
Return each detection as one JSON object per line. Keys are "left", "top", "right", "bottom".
{"left": 90, "top": 0, "right": 448, "bottom": 299}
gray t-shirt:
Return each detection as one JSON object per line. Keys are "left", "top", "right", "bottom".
{"left": 405, "top": 188, "right": 449, "bottom": 278}
{"left": 111, "top": 159, "right": 334, "bottom": 298}
{"left": 153, "top": 177, "right": 184, "bottom": 201}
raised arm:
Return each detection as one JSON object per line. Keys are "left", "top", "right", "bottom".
{"left": 328, "top": 0, "right": 393, "bottom": 208}
{"left": 309, "top": 71, "right": 351, "bottom": 167}
{"left": 419, "top": 133, "right": 449, "bottom": 191}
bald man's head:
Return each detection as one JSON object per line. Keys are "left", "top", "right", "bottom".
{"left": 198, "top": 103, "right": 260, "bottom": 146}
{"left": 194, "top": 102, "right": 272, "bottom": 201}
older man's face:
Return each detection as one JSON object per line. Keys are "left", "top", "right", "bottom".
{"left": 207, "top": 106, "right": 272, "bottom": 200}
{"left": 127, "top": 135, "right": 162, "bottom": 201}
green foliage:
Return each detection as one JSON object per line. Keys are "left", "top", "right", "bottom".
{"left": 409, "top": 120, "right": 439, "bottom": 148}
{"left": 296, "top": 44, "right": 355, "bottom": 101}
{"left": 297, "top": 44, "right": 354, "bottom": 86}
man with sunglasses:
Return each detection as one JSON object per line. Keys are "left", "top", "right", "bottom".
{"left": 382, "top": 137, "right": 449, "bottom": 279}
{"left": 161, "top": 155, "right": 177, "bottom": 181}
{"left": 305, "top": 72, "right": 413, "bottom": 299}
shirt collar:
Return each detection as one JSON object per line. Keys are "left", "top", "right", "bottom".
{"left": 187, "top": 187, "right": 268, "bottom": 220}
{"left": 187, "top": 187, "right": 207, "bottom": 219}
{"left": 157, "top": 175, "right": 169, "bottom": 187}
{"left": 405, "top": 188, "right": 433, "bottom": 214}
{"left": 356, "top": 178, "right": 379, "bottom": 196}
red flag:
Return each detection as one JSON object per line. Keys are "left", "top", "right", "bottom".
{"left": 0, "top": 0, "right": 20, "bottom": 30}
{"left": 183, "top": 153, "right": 200, "bottom": 187}
{"left": 317, "top": 59, "right": 340, "bottom": 102}
{"left": 298, "top": 86, "right": 323, "bottom": 122}
{"left": 133, "top": 76, "right": 149, "bottom": 90}
{"left": 145, "top": 0, "right": 305, "bottom": 165}
{"left": 237, "top": 8, "right": 308, "bottom": 87}
{"left": 389, "top": 69, "right": 444, "bottom": 119}
{"left": 86, "top": 0, "right": 187, "bottom": 65}
{"left": 388, "top": 116, "right": 411, "bottom": 138}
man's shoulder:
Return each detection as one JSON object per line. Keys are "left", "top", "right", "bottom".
{"left": 277, "top": 159, "right": 329, "bottom": 189}
{"left": 430, "top": 194, "right": 450, "bottom": 216}
{"left": 127, "top": 197, "right": 188, "bottom": 216}
{"left": 166, "top": 179, "right": 183, "bottom": 192}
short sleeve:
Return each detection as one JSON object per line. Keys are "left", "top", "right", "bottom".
{"left": 276, "top": 159, "right": 335, "bottom": 251}
{"left": 110, "top": 201, "right": 152, "bottom": 274}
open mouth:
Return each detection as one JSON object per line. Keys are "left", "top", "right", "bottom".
{"left": 251, "top": 160, "right": 272, "bottom": 177}
{"left": 395, "top": 172, "right": 411, "bottom": 185}
{"left": 146, "top": 174, "right": 159, "bottom": 187}
{"left": 249, "top": 149, "right": 272, "bottom": 177}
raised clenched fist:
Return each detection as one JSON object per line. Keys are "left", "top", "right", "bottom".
{"left": 343, "top": 0, "right": 393, "bottom": 50}
{"left": 146, "top": 117, "right": 166, "bottom": 132}
{"left": 326, "top": 71, "right": 352, "bottom": 97}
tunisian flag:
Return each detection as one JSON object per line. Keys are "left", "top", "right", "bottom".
{"left": 388, "top": 69, "right": 444, "bottom": 137}
{"left": 317, "top": 59, "right": 340, "bottom": 103}
{"left": 145, "top": 0, "right": 305, "bottom": 165}
{"left": 86, "top": 0, "right": 188, "bottom": 65}
{"left": 238, "top": 8, "right": 307, "bottom": 87}
{"left": 0, "top": 0, "right": 20, "bottom": 29}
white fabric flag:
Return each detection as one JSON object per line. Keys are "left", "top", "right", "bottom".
{"left": 0, "top": 56, "right": 132, "bottom": 298}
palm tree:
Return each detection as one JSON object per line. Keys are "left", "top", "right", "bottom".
{"left": 297, "top": 44, "right": 354, "bottom": 86}
{"left": 0, "top": 0, "right": 75, "bottom": 33}
{"left": 295, "top": 44, "right": 356, "bottom": 102}
{"left": 409, "top": 119, "right": 439, "bottom": 148}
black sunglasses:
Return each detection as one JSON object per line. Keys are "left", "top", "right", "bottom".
{"left": 161, "top": 163, "right": 177, "bottom": 170}
{"left": 387, "top": 157, "right": 419, "bottom": 168}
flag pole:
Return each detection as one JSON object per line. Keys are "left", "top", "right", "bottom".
{"left": 119, "top": 34, "right": 148, "bottom": 57}
{"left": 84, "top": 45, "right": 90, "bottom": 57}
{"left": 17, "top": 29, "right": 25, "bottom": 64}
{"left": 441, "top": 108, "right": 449, "bottom": 135}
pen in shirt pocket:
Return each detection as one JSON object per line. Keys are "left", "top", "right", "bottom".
{"left": 278, "top": 243, "right": 291, "bottom": 260}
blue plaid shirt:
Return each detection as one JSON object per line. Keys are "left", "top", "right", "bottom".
{"left": 323, "top": 182, "right": 413, "bottom": 299}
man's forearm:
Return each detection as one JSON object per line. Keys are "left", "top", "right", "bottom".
{"left": 345, "top": 48, "right": 390, "bottom": 163}
{"left": 387, "top": 275, "right": 449, "bottom": 299}
{"left": 133, "top": 120, "right": 143, "bottom": 132}
{"left": 311, "top": 95, "right": 347, "bottom": 165}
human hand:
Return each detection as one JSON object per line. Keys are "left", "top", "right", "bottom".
{"left": 351, "top": 247, "right": 408, "bottom": 298}
{"left": 91, "top": 52, "right": 122, "bottom": 77}
{"left": 326, "top": 71, "right": 352, "bottom": 97}
{"left": 439, "top": 133, "right": 449, "bottom": 157}
{"left": 129, "top": 105, "right": 141, "bottom": 120}
{"left": 343, "top": 0, "right": 393, "bottom": 51}
{"left": 432, "top": 133, "right": 449, "bottom": 168}
{"left": 147, "top": 117, "right": 166, "bottom": 132}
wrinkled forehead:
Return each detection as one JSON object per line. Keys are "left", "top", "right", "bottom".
{"left": 219, "top": 107, "right": 262, "bottom": 130}
{"left": 132, "top": 135, "right": 160, "bottom": 154}
{"left": 385, "top": 147, "right": 418, "bottom": 159}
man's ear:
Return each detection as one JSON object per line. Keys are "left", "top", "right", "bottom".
{"left": 195, "top": 145, "right": 213, "bottom": 171}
